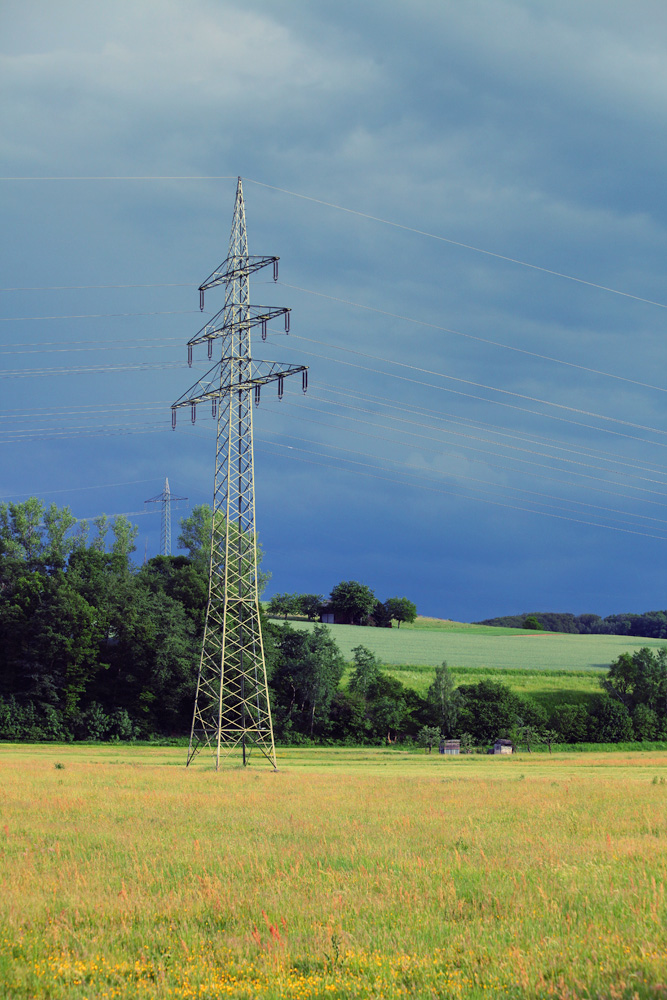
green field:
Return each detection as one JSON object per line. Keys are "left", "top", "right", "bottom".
{"left": 278, "top": 618, "right": 667, "bottom": 672}
{"left": 3, "top": 743, "right": 667, "bottom": 999}
{"left": 266, "top": 617, "right": 667, "bottom": 712}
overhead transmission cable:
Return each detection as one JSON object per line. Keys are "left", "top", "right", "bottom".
{"left": 253, "top": 441, "right": 667, "bottom": 543}
{"left": 243, "top": 177, "right": 667, "bottom": 311}
{"left": 3, "top": 271, "right": 665, "bottom": 398}
{"left": 278, "top": 281, "right": 667, "bottom": 395}
{"left": 315, "top": 382, "right": 667, "bottom": 476}
{"left": 269, "top": 396, "right": 667, "bottom": 501}
{"left": 261, "top": 394, "right": 667, "bottom": 510}
{"left": 269, "top": 335, "right": 667, "bottom": 442}
{"left": 0, "top": 282, "right": 197, "bottom": 292}
{"left": 0, "top": 359, "right": 210, "bottom": 379}
{"left": 183, "top": 416, "right": 667, "bottom": 537}
{"left": 1, "top": 174, "right": 664, "bottom": 310}
{"left": 300, "top": 389, "right": 667, "bottom": 487}
{"left": 0, "top": 309, "right": 202, "bottom": 323}
{"left": 257, "top": 428, "right": 667, "bottom": 535}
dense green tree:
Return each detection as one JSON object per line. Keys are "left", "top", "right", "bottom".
{"left": 523, "top": 615, "right": 542, "bottom": 630}
{"left": 477, "top": 610, "right": 667, "bottom": 638}
{"left": 588, "top": 695, "right": 634, "bottom": 742}
{"left": 602, "top": 647, "right": 667, "bottom": 717}
{"left": 426, "top": 662, "right": 464, "bottom": 737}
{"left": 363, "top": 673, "right": 421, "bottom": 740}
{"left": 417, "top": 725, "right": 441, "bottom": 752}
{"left": 369, "top": 600, "right": 393, "bottom": 628}
{"left": 541, "top": 729, "right": 561, "bottom": 754}
{"left": 138, "top": 555, "right": 207, "bottom": 630}
{"left": 267, "top": 593, "right": 301, "bottom": 619}
{"left": 517, "top": 723, "right": 541, "bottom": 752}
{"left": 329, "top": 580, "right": 376, "bottom": 625}
{"left": 632, "top": 704, "right": 660, "bottom": 741}
{"left": 550, "top": 703, "right": 589, "bottom": 743}
{"left": 346, "top": 645, "right": 426, "bottom": 741}
{"left": 0, "top": 498, "right": 44, "bottom": 567}
{"left": 384, "top": 597, "right": 417, "bottom": 628}
{"left": 457, "top": 680, "right": 524, "bottom": 744}
{"left": 348, "top": 645, "right": 382, "bottom": 699}
{"left": 270, "top": 623, "right": 345, "bottom": 737}
{"left": 297, "top": 594, "right": 325, "bottom": 621}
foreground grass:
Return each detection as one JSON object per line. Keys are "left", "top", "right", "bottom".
{"left": 2, "top": 744, "right": 667, "bottom": 999}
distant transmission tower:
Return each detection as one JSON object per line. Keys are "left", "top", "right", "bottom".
{"left": 172, "top": 177, "right": 307, "bottom": 770}
{"left": 144, "top": 478, "right": 188, "bottom": 556}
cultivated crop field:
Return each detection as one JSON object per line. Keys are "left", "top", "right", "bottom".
{"left": 285, "top": 619, "right": 667, "bottom": 672}
{"left": 2, "top": 744, "right": 667, "bottom": 999}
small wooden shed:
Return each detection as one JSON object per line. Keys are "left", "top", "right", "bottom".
{"left": 493, "top": 738, "right": 514, "bottom": 755}
{"left": 439, "top": 740, "right": 460, "bottom": 755}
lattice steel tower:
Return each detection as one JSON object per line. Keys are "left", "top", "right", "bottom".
{"left": 144, "top": 478, "right": 187, "bottom": 556}
{"left": 172, "top": 177, "right": 307, "bottom": 770}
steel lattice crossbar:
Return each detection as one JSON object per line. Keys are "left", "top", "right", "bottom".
{"left": 172, "top": 177, "right": 307, "bottom": 770}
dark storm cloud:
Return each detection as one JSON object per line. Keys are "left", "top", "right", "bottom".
{"left": 1, "top": 0, "right": 667, "bottom": 618}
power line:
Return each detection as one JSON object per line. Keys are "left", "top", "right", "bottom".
{"left": 184, "top": 419, "right": 667, "bottom": 537}
{"left": 244, "top": 177, "right": 667, "bottom": 311}
{"left": 254, "top": 441, "right": 667, "bottom": 542}
{"left": 187, "top": 394, "right": 667, "bottom": 518}
{"left": 0, "top": 360, "right": 209, "bottom": 379}
{"left": 0, "top": 175, "right": 238, "bottom": 180}
{"left": 276, "top": 335, "right": 667, "bottom": 442}
{"left": 261, "top": 396, "right": 667, "bottom": 510}
{"left": 0, "top": 282, "right": 196, "bottom": 292}
{"left": 3, "top": 174, "right": 665, "bottom": 311}
{"left": 0, "top": 342, "right": 184, "bottom": 356}
{"left": 260, "top": 426, "right": 667, "bottom": 532}
{"left": 301, "top": 389, "right": 667, "bottom": 487}
{"left": 316, "top": 382, "right": 667, "bottom": 476}
{"left": 4, "top": 270, "right": 665, "bottom": 398}
{"left": 269, "top": 396, "right": 667, "bottom": 502}
{"left": 0, "top": 309, "right": 202, "bottom": 323}
{"left": 0, "top": 478, "right": 163, "bottom": 500}
{"left": 0, "top": 399, "right": 169, "bottom": 414}
{"left": 279, "top": 281, "right": 667, "bottom": 395}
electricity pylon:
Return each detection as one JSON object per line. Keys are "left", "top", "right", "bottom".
{"left": 172, "top": 177, "right": 307, "bottom": 770}
{"left": 144, "top": 477, "right": 187, "bottom": 556}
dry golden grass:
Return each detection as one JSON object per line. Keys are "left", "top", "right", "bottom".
{"left": 2, "top": 744, "right": 667, "bottom": 998}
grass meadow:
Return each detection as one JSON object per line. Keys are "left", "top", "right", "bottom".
{"left": 3, "top": 743, "right": 667, "bottom": 999}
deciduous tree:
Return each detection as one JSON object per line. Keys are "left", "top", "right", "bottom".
{"left": 384, "top": 597, "right": 417, "bottom": 628}
{"left": 329, "top": 580, "right": 376, "bottom": 625}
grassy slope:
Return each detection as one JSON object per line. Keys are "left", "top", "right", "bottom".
{"left": 271, "top": 616, "right": 667, "bottom": 709}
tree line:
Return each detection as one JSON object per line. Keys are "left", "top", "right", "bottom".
{"left": 2, "top": 498, "right": 667, "bottom": 747}
{"left": 267, "top": 584, "right": 418, "bottom": 628}
{"left": 477, "top": 610, "right": 667, "bottom": 638}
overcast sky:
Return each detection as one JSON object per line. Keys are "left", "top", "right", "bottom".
{"left": 2, "top": 0, "right": 667, "bottom": 621}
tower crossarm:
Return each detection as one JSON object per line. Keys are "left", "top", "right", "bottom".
{"left": 199, "top": 255, "right": 279, "bottom": 307}
{"left": 171, "top": 360, "right": 307, "bottom": 420}
{"left": 144, "top": 488, "right": 188, "bottom": 504}
{"left": 187, "top": 305, "right": 291, "bottom": 350}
